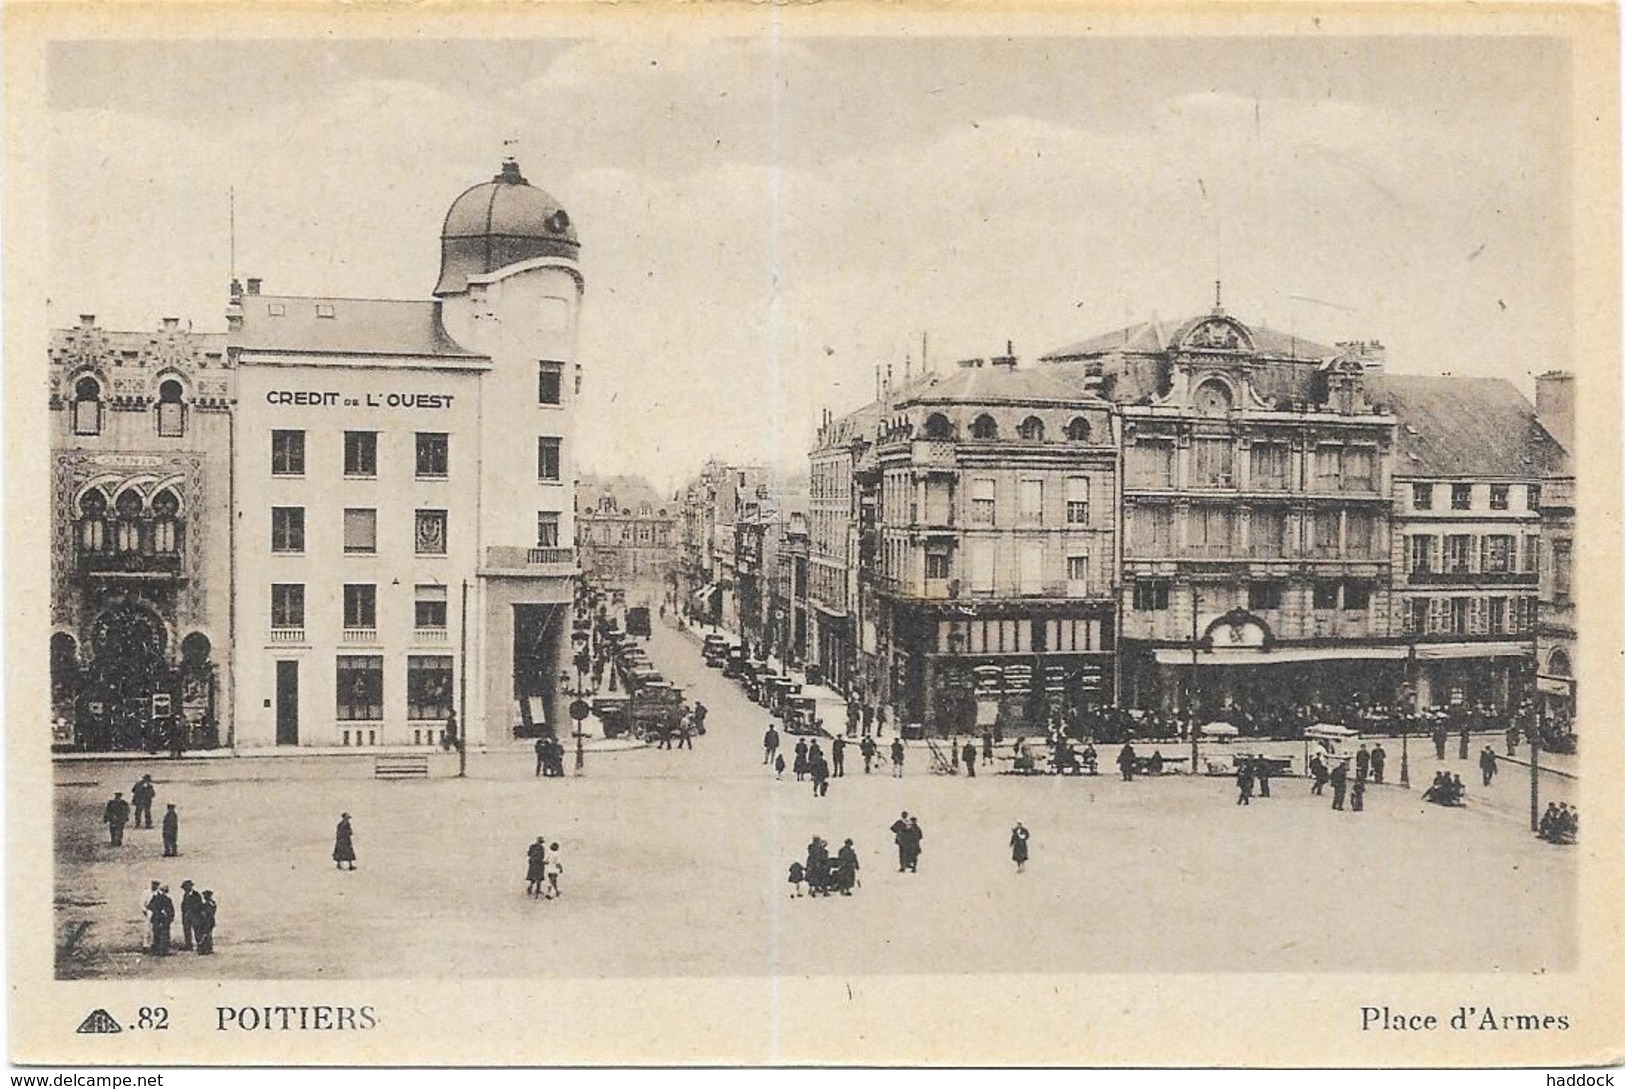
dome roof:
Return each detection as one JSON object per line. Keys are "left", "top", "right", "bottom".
{"left": 434, "top": 159, "right": 580, "bottom": 296}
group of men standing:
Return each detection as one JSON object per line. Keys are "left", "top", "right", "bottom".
{"left": 888, "top": 812, "right": 924, "bottom": 873}
{"left": 141, "top": 878, "right": 217, "bottom": 956}
{"left": 102, "top": 774, "right": 181, "bottom": 856}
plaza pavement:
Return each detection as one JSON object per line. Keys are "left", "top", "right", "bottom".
{"left": 54, "top": 622, "right": 1578, "bottom": 980}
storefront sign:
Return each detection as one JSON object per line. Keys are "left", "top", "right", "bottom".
{"left": 265, "top": 390, "right": 456, "bottom": 409}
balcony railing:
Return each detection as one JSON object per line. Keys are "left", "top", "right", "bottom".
{"left": 482, "top": 546, "right": 578, "bottom": 572}
{"left": 1407, "top": 569, "right": 1538, "bottom": 586}
{"left": 413, "top": 627, "right": 450, "bottom": 643}
{"left": 911, "top": 440, "right": 957, "bottom": 468}
{"left": 269, "top": 628, "right": 305, "bottom": 643}
{"left": 341, "top": 627, "right": 378, "bottom": 643}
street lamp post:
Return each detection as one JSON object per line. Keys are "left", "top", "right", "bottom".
{"left": 560, "top": 670, "right": 590, "bottom": 777}
{"left": 1188, "top": 583, "right": 1200, "bottom": 774}
{"left": 1400, "top": 643, "right": 1415, "bottom": 789}
{"left": 1529, "top": 703, "right": 1542, "bottom": 833}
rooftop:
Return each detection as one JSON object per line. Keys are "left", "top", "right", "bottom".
{"left": 1367, "top": 374, "right": 1566, "bottom": 478}
{"left": 230, "top": 295, "right": 486, "bottom": 364}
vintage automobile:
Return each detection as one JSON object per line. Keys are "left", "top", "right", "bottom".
{"left": 784, "top": 695, "right": 830, "bottom": 737}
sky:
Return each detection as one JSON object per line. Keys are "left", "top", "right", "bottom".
{"left": 46, "top": 34, "right": 1572, "bottom": 492}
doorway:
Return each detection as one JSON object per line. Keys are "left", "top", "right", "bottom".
{"left": 275, "top": 660, "right": 299, "bottom": 745}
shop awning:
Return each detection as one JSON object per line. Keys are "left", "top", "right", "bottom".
{"left": 1412, "top": 641, "right": 1532, "bottom": 661}
{"left": 1152, "top": 645, "right": 1408, "bottom": 666}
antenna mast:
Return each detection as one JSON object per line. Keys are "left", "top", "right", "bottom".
{"left": 229, "top": 186, "right": 236, "bottom": 281}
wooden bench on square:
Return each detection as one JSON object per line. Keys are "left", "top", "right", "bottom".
{"left": 374, "top": 754, "right": 431, "bottom": 781}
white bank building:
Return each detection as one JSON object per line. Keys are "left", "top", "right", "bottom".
{"left": 230, "top": 159, "right": 582, "bottom": 749}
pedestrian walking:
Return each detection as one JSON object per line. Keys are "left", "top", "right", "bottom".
{"left": 1371, "top": 743, "right": 1387, "bottom": 785}
{"left": 1433, "top": 723, "right": 1448, "bottom": 760}
{"left": 196, "top": 891, "right": 216, "bottom": 954}
{"left": 763, "top": 723, "right": 780, "bottom": 765}
{"left": 1505, "top": 722, "right": 1520, "bottom": 757}
{"left": 526, "top": 837, "right": 547, "bottom": 898}
{"left": 1256, "top": 759, "right": 1272, "bottom": 798}
{"left": 832, "top": 736, "right": 846, "bottom": 777}
{"left": 860, "top": 735, "right": 877, "bottom": 774}
{"left": 890, "top": 812, "right": 912, "bottom": 872}
{"left": 809, "top": 751, "right": 830, "bottom": 797}
{"left": 333, "top": 813, "right": 357, "bottom": 871}
{"left": 961, "top": 741, "right": 978, "bottom": 778}
{"left": 1309, "top": 755, "right": 1329, "bottom": 796}
{"left": 179, "top": 880, "right": 202, "bottom": 950}
{"left": 876, "top": 705, "right": 888, "bottom": 738}
{"left": 677, "top": 714, "right": 694, "bottom": 750}
{"left": 1479, "top": 746, "right": 1498, "bottom": 787}
{"left": 1458, "top": 724, "right": 1471, "bottom": 760}
{"left": 694, "top": 702, "right": 708, "bottom": 734}
{"left": 545, "top": 843, "right": 563, "bottom": 900}
{"left": 862, "top": 704, "right": 875, "bottom": 737}
{"left": 906, "top": 816, "right": 923, "bottom": 872}
{"left": 835, "top": 839, "right": 860, "bottom": 895}
{"left": 132, "top": 774, "right": 156, "bottom": 829}
{"left": 1116, "top": 742, "right": 1137, "bottom": 782}
{"left": 794, "top": 739, "right": 809, "bottom": 781}
{"left": 846, "top": 699, "right": 861, "bottom": 738}
{"left": 890, "top": 737, "right": 905, "bottom": 778}
{"left": 1330, "top": 761, "right": 1349, "bottom": 811}
{"left": 1350, "top": 776, "right": 1366, "bottom": 812}
{"left": 102, "top": 792, "right": 131, "bottom": 846}
{"left": 148, "top": 885, "right": 174, "bottom": 955}
{"left": 787, "top": 861, "right": 806, "bottom": 898}
{"left": 535, "top": 736, "right": 548, "bottom": 777}
{"left": 1009, "top": 822, "right": 1030, "bottom": 873}
{"left": 161, "top": 803, "right": 179, "bottom": 857}
{"left": 443, "top": 709, "right": 459, "bottom": 753}
{"left": 1355, "top": 744, "right": 1371, "bottom": 782}
{"left": 1236, "top": 760, "right": 1254, "bottom": 805}
{"left": 774, "top": 753, "right": 786, "bottom": 780}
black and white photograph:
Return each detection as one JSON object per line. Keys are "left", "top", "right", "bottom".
{"left": 5, "top": 1, "right": 1621, "bottom": 1069}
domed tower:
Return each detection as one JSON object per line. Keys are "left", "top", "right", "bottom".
{"left": 434, "top": 157, "right": 585, "bottom": 749}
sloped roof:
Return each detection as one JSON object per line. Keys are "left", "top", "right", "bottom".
{"left": 578, "top": 474, "right": 669, "bottom": 517}
{"left": 1367, "top": 375, "right": 1563, "bottom": 478}
{"left": 897, "top": 362, "right": 1106, "bottom": 407}
{"left": 1041, "top": 314, "right": 1337, "bottom": 363}
{"left": 232, "top": 295, "right": 486, "bottom": 362}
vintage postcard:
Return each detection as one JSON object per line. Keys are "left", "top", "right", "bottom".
{"left": 5, "top": 1, "right": 1622, "bottom": 1068}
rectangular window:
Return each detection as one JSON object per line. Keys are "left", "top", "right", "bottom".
{"left": 1065, "top": 476, "right": 1091, "bottom": 525}
{"left": 968, "top": 539, "right": 995, "bottom": 593}
{"left": 1553, "top": 540, "right": 1572, "bottom": 599}
{"left": 1313, "top": 581, "right": 1340, "bottom": 610}
{"left": 1489, "top": 484, "right": 1510, "bottom": 510}
{"left": 342, "top": 584, "right": 376, "bottom": 629}
{"left": 343, "top": 508, "right": 378, "bottom": 554}
{"left": 1409, "top": 597, "right": 1432, "bottom": 634}
{"left": 156, "top": 401, "right": 186, "bottom": 438}
{"left": 1193, "top": 438, "right": 1234, "bottom": 487}
{"left": 1132, "top": 504, "right": 1175, "bottom": 554}
{"left": 415, "top": 432, "right": 450, "bottom": 478}
{"left": 271, "top": 507, "right": 305, "bottom": 553}
{"left": 1066, "top": 553, "right": 1090, "bottom": 593}
{"left": 335, "top": 656, "right": 383, "bottom": 721}
{"left": 1527, "top": 484, "right": 1542, "bottom": 511}
{"left": 1313, "top": 446, "right": 1343, "bottom": 490}
{"left": 1344, "top": 447, "right": 1376, "bottom": 492}
{"left": 1251, "top": 507, "right": 1287, "bottom": 558}
{"left": 1449, "top": 597, "right": 1470, "bottom": 634}
{"left": 1482, "top": 534, "right": 1514, "bottom": 574}
{"left": 1248, "top": 582, "right": 1283, "bottom": 611}
{"left": 414, "top": 584, "right": 448, "bottom": 630}
{"left": 970, "top": 478, "right": 996, "bottom": 526}
{"left": 1412, "top": 483, "right": 1434, "bottom": 510}
{"left": 924, "top": 551, "right": 951, "bottom": 580}
{"left": 1312, "top": 509, "right": 1341, "bottom": 557}
{"left": 1525, "top": 534, "right": 1541, "bottom": 575}
{"left": 1488, "top": 596, "right": 1508, "bottom": 634}
{"left": 1190, "top": 505, "right": 1232, "bottom": 554}
{"left": 1345, "top": 510, "right": 1375, "bottom": 558}
{"left": 1249, "top": 442, "right": 1289, "bottom": 490}
{"left": 271, "top": 583, "right": 305, "bottom": 629}
{"left": 1128, "top": 440, "right": 1175, "bottom": 488}
{"left": 1444, "top": 534, "right": 1473, "bottom": 574}
{"left": 414, "top": 509, "right": 448, "bottom": 556}
{"left": 536, "top": 512, "right": 560, "bottom": 548}
{"left": 924, "top": 479, "right": 953, "bottom": 525}
{"left": 344, "top": 431, "right": 378, "bottom": 477}
{"left": 271, "top": 430, "right": 305, "bottom": 476}
{"left": 1343, "top": 581, "right": 1372, "bottom": 611}
{"left": 1451, "top": 483, "right": 1472, "bottom": 510}
{"left": 72, "top": 398, "right": 102, "bottom": 436}
{"left": 1408, "top": 535, "right": 1437, "bottom": 574}
{"left": 538, "top": 363, "right": 563, "bottom": 405}
{"left": 407, "top": 656, "right": 455, "bottom": 721}
{"left": 1019, "top": 541, "right": 1044, "bottom": 595}
{"left": 1019, "top": 479, "right": 1044, "bottom": 524}
{"left": 1133, "top": 579, "right": 1170, "bottom": 611}
{"left": 537, "top": 437, "right": 562, "bottom": 481}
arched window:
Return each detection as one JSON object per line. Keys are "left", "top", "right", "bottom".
{"left": 77, "top": 490, "right": 109, "bottom": 553}
{"left": 113, "top": 489, "right": 143, "bottom": 554}
{"left": 155, "top": 379, "right": 186, "bottom": 437}
{"left": 1066, "top": 416, "right": 1092, "bottom": 442}
{"left": 970, "top": 414, "right": 999, "bottom": 440}
{"left": 151, "top": 488, "right": 181, "bottom": 554}
{"left": 1548, "top": 648, "right": 1572, "bottom": 677}
{"left": 72, "top": 377, "right": 103, "bottom": 436}
{"left": 923, "top": 413, "right": 954, "bottom": 440}
{"left": 181, "top": 632, "right": 212, "bottom": 668}
{"left": 1017, "top": 415, "right": 1045, "bottom": 441}
{"left": 1194, "top": 379, "right": 1234, "bottom": 417}
{"left": 51, "top": 631, "right": 79, "bottom": 707}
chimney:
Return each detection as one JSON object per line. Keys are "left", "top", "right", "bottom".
{"left": 161, "top": 317, "right": 180, "bottom": 331}
{"left": 990, "top": 341, "right": 1018, "bottom": 370}
{"left": 1536, "top": 370, "right": 1575, "bottom": 452}
{"left": 78, "top": 314, "right": 95, "bottom": 329}
{"left": 1335, "top": 339, "right": 1386, "bottom": 373}
{"left": 246, "top": 277, "right": 262, "bottom": 296}
{"left": 230, "top": 278, "right": 244, "bottom": 298}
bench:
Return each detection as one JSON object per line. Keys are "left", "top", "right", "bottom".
{"left": 374, "top": 754, "right": 430, "bottom": 780}
{"left": 1131, "top": 755, "right": 1189, "bottom": 776}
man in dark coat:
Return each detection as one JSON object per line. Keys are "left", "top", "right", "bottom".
{"left": 1235, "top": 759, "right": 1254, "bottom": 805}
{"left": 763, "top": 723, "right": 780, "bottom": 765}
{"left": 905, "top": 817, "right": 923, "bottom": 872}
{"left": 1330, "top": 761, "right": 1349, "bottom": 811}
{"left": 102, "top": 792, "right": 131, "bottom": 846}
{"left": 1458, "top": 724, "right": 1471, "bottom": 760}
{"left": 1370, "top": 743, "right": 1387, "bottom": 785}
{"left": 148, "top": 885, "right": 175, "bottom": 955}
{"left": 831, "top": 736, "right": 846, "bottom": 777}
{"left": 694, "top": 702, "right": 708, "bottom": 733}
{"left": 1256, "top": 759, "right": 1271, "bottom": 798}
{"left": 890, "top": 737, "right": 905, "bottom": 777}
{"left": 132, "top": 774, "right": 156, "bottom": 829}
{"left": 1117, "top": 743, "right": 1137, "bottom": 781}
{"left": 179, "top": 880, "right": 202, "bottom": 951}
{"left": 834, "top": 839, "right": 860, "bottom": 895}
{"left": 860, "top": 735, "right": 877, "bottom": 774}
{"left": 161, "top": 804, "right": 179, "bottom": 857}
{"left": 1350, "top": 776, "right": 1366, "bottom": 812}
{"left": 793, "top": 738, "right": 809, "bottom": 781}
{"left": 535, "top": 736, "right": 548, "bottom": 777}
{"left": 1355, "top": 745, "right": 1371, "bottom": 783}
{"left": 809, "top": 752, "right": 830, "bottom": 797}
{"left": 982, "top": 729, "right": 994, "bottom": 761}
{"left": 1479, "top": 745, "right": 1498, "bottom": 787}
{"left": 196, "top": 892, "right": 217, "bottom": 954}
{"left": 1433, "top": 723, "right": 1448, "bottom": 760}
{"left": 333, "top": 813, "right": 357, "bottom": 871}
{"left": 862, "top": 704, "right": 874, "bottom": 737}
{"left": 1309, "top": 754, "right": 1329, "bottom": 795}
{"left": 890, "top": 812, "right": 912, "bottom": 871}
{"left": 1505, "top": 722, "right": 1520, "bottom": 757}
{"left": 846, "top": 700, "right": 860, "bottom": 738}
{"left": 961, "top": 741, "right": 977, "bottom": 778}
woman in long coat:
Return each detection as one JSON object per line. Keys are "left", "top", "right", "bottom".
{"left": 1009, "top": 822, "right": 1030, "bottom": 873}
{"left": 525, "top": 837, "right": 548, "bottom": 898}
{"left": 333, "top": 813, "right": 356, "bottom": 870}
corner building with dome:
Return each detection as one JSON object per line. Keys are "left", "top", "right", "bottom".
{"left": 229, "top": 159, "right": 584, "bottom": 749}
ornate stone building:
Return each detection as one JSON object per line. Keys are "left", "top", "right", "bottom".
{"left": 49, "top": 315, "right": 234, "bottom": 750}
{"left": 576, "top": 474, "right": 675, "bottom": 584}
